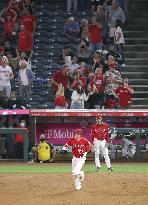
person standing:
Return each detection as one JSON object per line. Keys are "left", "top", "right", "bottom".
{"left": 91, "top": 115, "right": 113, "bottom": 171}
{"left": 62, "top": 129, "right": 92, "bottom": 190}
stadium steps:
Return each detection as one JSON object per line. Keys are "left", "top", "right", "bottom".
{"left": 122, "top": 0, "right": 148, "bottom": 108}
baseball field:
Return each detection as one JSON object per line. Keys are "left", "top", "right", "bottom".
{"left": 0, "top": 162, "right": 148, "bottom": 205}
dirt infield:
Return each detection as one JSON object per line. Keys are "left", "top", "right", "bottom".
{"left": 0, "top": 164, "right": 148, "bottom": 205}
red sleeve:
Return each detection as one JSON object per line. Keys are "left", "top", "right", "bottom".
{"left": 27, "top": 31, "right": 33, "bottom": 50}
{"left": 64, "top": 138, "right": 72, "bottom": 148}
{"left": 85, "top": 139, "right": 92, "bottom": 153}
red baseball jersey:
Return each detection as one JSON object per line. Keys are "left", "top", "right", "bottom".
{"left": 64, "top": 137, "right": 92, "bottom": 158}
{"left": 91, "top": 123, "right": 110, "bottom": 143}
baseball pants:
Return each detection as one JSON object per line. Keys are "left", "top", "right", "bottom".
{"left": 94, "top": 138, "right": 111, "bottom": 168}
{"left": 72, "top": 156, "right": 85, "bottom": 188}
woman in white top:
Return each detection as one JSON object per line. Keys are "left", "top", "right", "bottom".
{"left": 114, "top": 19, "right": 125, "bottom": 65}
{"left": 17, "top": 50, "right": 33, "bottom": 70}
{"left": 70, "top": 85, "right": 88, "bottom": 109}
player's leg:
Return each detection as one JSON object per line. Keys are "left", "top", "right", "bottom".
{"left": 101, "top": 140, "right": 112, "bottom": 170}
{"left": 94, "top": 138, "right": 101, "bottom": 171}
{"left": 73, "top": 158, "right": 86, "bottom": 190}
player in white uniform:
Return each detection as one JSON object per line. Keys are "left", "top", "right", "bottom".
{"left": 62, "top": 129, "right": 92, "bottom": 190}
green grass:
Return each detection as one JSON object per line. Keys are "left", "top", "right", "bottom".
{"left": 0, "top": 163, "right": 148, "bottom": 174}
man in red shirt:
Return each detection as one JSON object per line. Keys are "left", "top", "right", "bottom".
{"left": 18, "top": 24, "right": 33, "bottom": 53}
{"left": 88, "top": 16, "right": 103, "bottom": 55}
{"left": 4, "top": 15, "right": 15, "bottom": 42}
{"left": 62, "top": 129, "right": 91, "bottom": 190}
{"left": 21, "top": 8, "right": 36, "bottom": 33}
{"left": 51, "top": 65, "right": 70, "bottom": 93}
{"left": 91, "top": 115, "right": 113, "bottom": 171}
{"left": 114, "top": 78, "right": 134, "bottom": 108}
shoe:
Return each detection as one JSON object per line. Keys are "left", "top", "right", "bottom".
{"left": 121, "top": 63, "right": 126, "bottom": 67}
{"left": 96, "top": 167, "right": 101, "bottom": 172}
{"left": 79, "top": 172, "right": 84, "bottom": 182}
{"left": 108, "top": 167, "right": 113, "bottom": 171}
{"left": 76, "top": 184, "right": 81, "bottom": 190}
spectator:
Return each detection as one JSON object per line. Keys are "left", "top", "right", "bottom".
{"left": 106, "top": 45, "right": 122, "bottom": 66}
{"left": 17, "top": 49, "right": 33, "bottom": 70}
{"left": 79, "top": 19, "right": 89, "bottom": 45}
{"left": 32, "top": 134, "right": 56, "bottom": 163}
{"left": 58, "top": 46, "right": 74, "bottom": 65}
{"left": 106, "top": 0, "right": 125, "bottom": 44}
{"left": 69, "top": 56, "right": 79, "bottom": 74}
{"left": 94, "top": 5, "right": 109, "bottom": 48}
{"left": 86, "top": 83, "right": 98, "bottom": 109}
{"left": 64, "top": 17, "right": 80, "bottom": 43}
{"left": 114, "top": 19, "right": 125, "bottom": 66}
{"left": 91, "top": 0, "right": 104, "bottom": 12}
{"left": 70, "top": 85, "right": 88, "bottom": 109}
{"left": 18, "top": 60, "right": 35, "bottom": 100}
{"left": 88, "top": 16, "right": 103, "bottom": 55}
{"left": 67, "top": 0, "right": 78, "bottom": 12}
{"left": 72, "top": 69, "right": 87, "bottom": 91}
{"left": 22, "top": 0, "right": 36, "bottom": 15}
{"left": 121, "top": 137, "right": 136, "bottom": 158}
{"left": 0, "top": 56, "right": 14, "bottom": 98}
{"left": 18, "top": 24, "right": 33, "bottom": 53}
{"left": 4, "top": 41, "right": 16, "bottom": 57}
{"left": 117, "top": 0, "right": 128, "bottom": 20}
{"left": 0, "top": 90, "right": 9, "bottom": 109}
{"left": 55, "top": 84, "right": 68, "bottom": 109}
{"left": 21, "top": 8, "right": 36, "bottom": 33}
{"left": 15, "top": 120, "right": 29, "bottom": 159}
{"left": 77, "top": 39, "right": 89, "bottom": 63}
{"left": 91, "top": 51, "right": 103, "bottom": 72}
{"left": 114, "top": 78, "right": 134, "bottom": 108}
{"left": 51, "top": 65, "right": 70, "bottom": 93}
{"left": 4, "top": 15, "right": 16, "bottom": 42}
{"left": 90, "top": 66, "right": 105, "bottom": 108}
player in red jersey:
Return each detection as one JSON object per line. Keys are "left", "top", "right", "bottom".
{"left": 62, "top": 129, "right": 91, "bottom": 190}
{"left": 91, "top": 115, "right": 113, "bottom": 172}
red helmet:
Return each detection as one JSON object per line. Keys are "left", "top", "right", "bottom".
{"left": 96, "top": 115, "right": 102, "bottom": 120}
{"left": 75, "top": 129, "right": 83, "bottom": 135}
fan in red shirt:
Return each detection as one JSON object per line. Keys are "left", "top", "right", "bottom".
{"left": 88, "top": 16, "right": 103, "bottom": 55}
{"left": 4, "top": 15, "right": 15, "bottom": 41}
{"left": 18, "top": 24, "right": 33, "bottom": 53}
{"left": 21, "top": 8, "right": 36, "bottom": 33}
{"left": 62, "top": 128, "right": 91, "bottom": 190}
{"left": 55, "top": 83, "right": 68, "bottom": 109}
{"left": 72, "top": 71, "right": 87, "bottom": 92}
{"left": 115, "top": 78, "right": 134, "bottom": 108}
{"left": 51, "top": 65, "right": 70, "bottom": 93}
{"left": 91, "top": 115, "right": 113, "bottom": 171}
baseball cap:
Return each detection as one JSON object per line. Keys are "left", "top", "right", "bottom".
{"left": 75, "top": 129, "right": 83, "bottom": 135}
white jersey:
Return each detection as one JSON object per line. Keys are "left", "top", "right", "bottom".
{"left": 0, "top": 65, "right": 13, "bottom": 86}
{"left": 114, "top": 26, "right": 125, "bottom": 44}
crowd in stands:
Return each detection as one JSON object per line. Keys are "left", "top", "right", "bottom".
{"left": 51, "top": 0, "right": 134, "bottom": 109}
{"left": 0, "top": 0, "right": 35, "bottom": 109}
{"left": 0, "top": 0, "right": 134, "bottom": 110}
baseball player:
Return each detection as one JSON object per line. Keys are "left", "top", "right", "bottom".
{"left": 62, "top": 129, "right": 92, "bottom": 190}
{"left": 91, "top": 115, "right": 113, "bottom": 171}
{"left": 121, "top": 137, "right": 136, "bottom": 158}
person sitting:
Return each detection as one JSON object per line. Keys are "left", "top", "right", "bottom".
{"left": 32, "top": 134, "right": 56, "bottom": 163}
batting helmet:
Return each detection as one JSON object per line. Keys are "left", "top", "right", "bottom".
{"left": 76, "top": 129, "right": 83, "bottom": 135}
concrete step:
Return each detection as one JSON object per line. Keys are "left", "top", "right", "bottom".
{"left": 131, "top": 85, "right": 148, "bottom": 91}
{"left": 121, "top": 72, "right": 148, "bottom": 78}
{"left": 134, "top": 92, "right": 148, "bottom": 98}
{"left": 124, "top": 52, "right": 148, "bottom": 58}
{"left": 131, "top": 104, "right": 148, "bottom": 109}
{"left": 124, "top": 25, "right": 148, "bottom": 31}
{"left": 124, "top": 45, "right": 148, "bottom": 52}
{"left": 124, "top": 65, "right": 148, "bottom": 72}
{"left": 125, "top": 38, "right": 148, "bottom": 44}
{"left": 125, "top": 58, "right": 148, "bottom": 65}
{"left": 124, "top": 31, "right": 148, "bottom": 38}
{"left": 132, "top": 98, "right": 148, "bottom": 105}
{"left": 129, "top": 79, "right": 148, "bottom": 85}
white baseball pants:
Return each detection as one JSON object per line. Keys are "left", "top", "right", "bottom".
{"left": 94, "top": 138, "right": 111, "bottom": 168}
{"left": 72, "top": 156, "right": 85, "bottom": 188}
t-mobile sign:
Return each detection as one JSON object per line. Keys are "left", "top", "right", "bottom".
{"left": 36, "top": 124, "right": 91, "bottom": 145}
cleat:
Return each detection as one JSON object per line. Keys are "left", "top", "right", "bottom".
{"left": 79, "top": 171, "right": 84, "bottom": 182}
{"left": 96, "top": 167, "right": 101, "bottom": 172}
{"left": 76, "top": 184, "right": 81, "bottom": 190}
{"left": 108, "top": 167, "right": 113, "bottom": 171}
